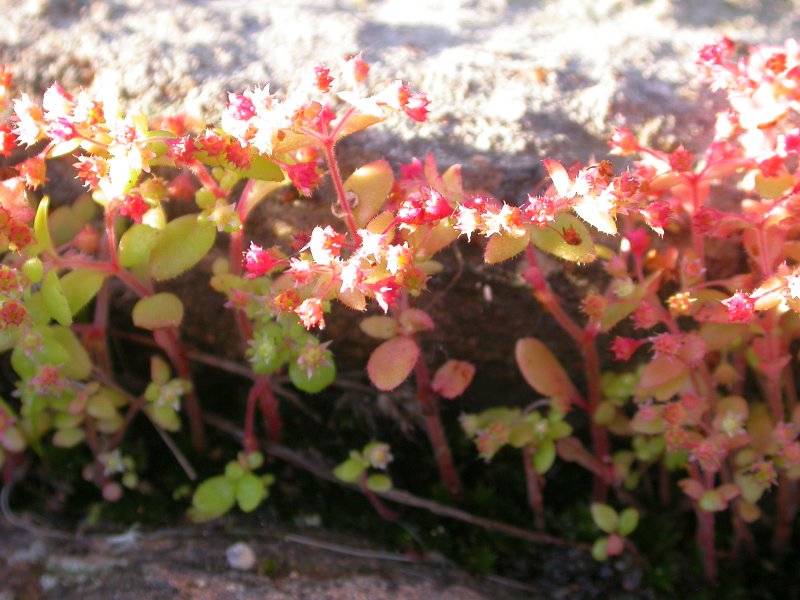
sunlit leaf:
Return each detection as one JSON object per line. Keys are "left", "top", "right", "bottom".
{"left": 530, "top": 213, "right": 595, "bottom": 263}
{"left": 149, "top": 214, "right": 216, "bottom": 281}
{"left": 484, "top": 230, "right": 530, "bottom": 264}
{"left": 345, "top": 160, "right": 393, "bottom": 227}
{"left": 60, "top": 269, "right": 107, "bottom": 315}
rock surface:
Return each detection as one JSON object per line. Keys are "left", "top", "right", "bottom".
{"left": 4, "top": 0, "right": 800, "bottom": 169}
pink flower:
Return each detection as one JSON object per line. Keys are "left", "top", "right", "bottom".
{"left": 610, "top": 337, "right": 645, "bottom": 361}
{"left": 608, "top": 127, "right": 639, "bottom": 155}
{"left": 721, "top": 291, "right": 755, "bottom": 323}
{"left": 640, "top": 200, "right": 671, "bottom": 235}
{"left": 524, "top": 195, "right": 556, "bottom": 227}
{"left": 0, "top": 300, "right": 25, "bottom": 329}
{"left": 227, "top": 93, "right": 256, "bottom": 121}
{"left": 307, "top": 225, "right": 345, "bottom": 265}
{"left": 403, "top": 92, "right": 430, "bottom": 122}
{"left": 623, "top": 228, "right": 650, "bottom": 259}
{"left": 313, "top": 64, "right": 334, "bottom": 93}
{"left": 295, "top": 298, "right": 325, "bottom": 330}
{"left": 243, "top": 244, "right": 279, "bottom": 278}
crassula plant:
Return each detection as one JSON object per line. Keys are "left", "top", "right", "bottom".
{"left": 0, "top": 35, "right": 799, "bottom": 589}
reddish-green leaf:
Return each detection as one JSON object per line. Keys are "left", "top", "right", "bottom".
{"left": 367, "top": 336, "right": 419, "bottom": 391}
{"left": 515, "top": 338, "right": 577, "bottom": 399}
{"left": 636, "top": 356, "right": 689, "bottom": 401}
{"left": 431, "top": 360, "right": 475, "bottom": 399}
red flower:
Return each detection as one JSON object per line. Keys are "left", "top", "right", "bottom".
{"left": 119, "top": 193, "right": 149, "bottom": 223}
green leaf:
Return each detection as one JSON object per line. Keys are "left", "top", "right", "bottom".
{"left": 132, "top": 293, "right": 184, "bottom": 330}
{"left": 190, "top": 476, "right": 236, "bottom": 522}
{"left": 533, "top": 440, "right": 556, "bottom": 475}
{"left": 236, "top": 473, "right": 266, "bottom": 513}
{"left": 288, "top": 360, "right": 336, "bottom": 394}
{"left": 484, "top": 231, "right": 530, "bottom": 264}
{"left": 367, "top": 336, "right": 419, "bottom": 391}
{"left": 34, "top": 196, "right": 55, "bottom": 255}
{"left": 591, "top": 536, "right": 609, "bottom": 561}
{"left": 51, "top": 326, "right": 92, "bottom": 380}
{"left": 41, "top": 270, "right": 72, "bottom": 326}
{"left": 60, "top": 269, "right": 107, "bottom": 316}
{"left": 515, "top": 338, "right": 577, "bottom": 399}
{"left": 590, "top": 502, "right": 619, "bottom": 534}
{"left": 119, "top": 223, "right": 160, "bottom": 268}
{"left": 10, "top": 328, "right": 69, "bottom": 380}
{"left": 148, "top": 405, "right": 181, "bottom": 432}
{"left": 698, "top": 490, "right": 726, "bottom": 512}
{"left": 366, "top": 473, "right": 393, "bottom": 492}
{"left": 530, "top": 213, "right": 595, "bottom": 263}
{"left": 333, "top": 458, "right": 365, "bottom": 483}
{"left": 242, "top": 153, "right": 283, "bottom": 181}
{"left": 86, "top": 394, "right": 118, "bottom": 420}
{"left": 618, "top": 507, "right": 639, "bottom": 537}
{"left": 149, "top": 214, "right": 216, "bottom": 281}
{"left": 52, "top": 427, "right": 86, "bottom": 449}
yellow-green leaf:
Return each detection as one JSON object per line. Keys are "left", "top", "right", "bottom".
{"left": 34, "top": 196, "right": 55, "bottom": 255}
{"left": 345, "top": 160, "right": 394, "bottom": 227}
{"left": 51, "top": 326, "right": 92, "bottom": 380}
{"left": 149, "top": 215, "right": 216, "bottom": 281}
{"left": 132, "top": 293, "right": 184, "bottom": 330}
{"left": 530, "top": 213, "right": 595, "bottom": 263}
{"left": 60, "top": 269, "right": 107, "bottom": 315}
{"left": 484, "top": 230, "right": 530, "bottom": 264}
{"left": 119, "top": 223, "right": 160, "bottom": 268}
{"left": 41, "top": 270, "right": 72, "bottom": 326}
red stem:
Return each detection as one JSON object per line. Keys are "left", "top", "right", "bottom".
{"left": 523, "top": 446, "right": 546, "bottom": 531}
{"left": 525, "top": 248, "right": 609, "bottom": 498}
{"left": 413, "top": 356, "right": 463, "bottom": 499}
{"left": 254, "top": 376, "right": 281, "bottom": 444}
{"left": 154, "top": 329, "right": 206, "bottom": 452}
{"left": 321, "top": 138, "right": 359, "bottom": 240}
{"left": 360, "top": 472, "right": 399, "bottom": 521}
